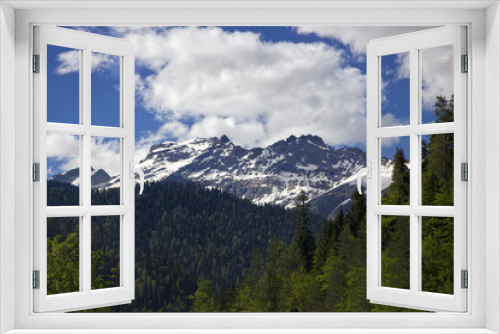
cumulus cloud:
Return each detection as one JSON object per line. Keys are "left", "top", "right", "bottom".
{"left": 116, "top": 26, "right": 367, "bottom": 149}
{"left": 58, "top": 25, "right": 453, "bottom": 161}
{"left": 55, "top": 50, "right": 118, "bottom": 75}
{"left": 296, "top": 26, "right": 431, "bottom": 55}
{"left": 46, "top": 133, "right": 80, "bottom": 173}
{"left": 297, "top": 26, "right": 454, "bottom": 113}
{"left": 381, "top": 113, "right": 405, "bottom": 128}
{"left": 47, "top": 134, "right": 121, "bottom": 177}
{"left": 421, "top": 45, "right": 454, "bottom": 109}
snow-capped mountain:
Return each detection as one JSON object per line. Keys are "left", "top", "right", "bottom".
{"left": 50, "top": 167, "right": 115, "bottom": 189}
{"left": 50, "top": 135, "right": 395, "bottom": 218}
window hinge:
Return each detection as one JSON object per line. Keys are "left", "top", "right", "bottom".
{"left": 461, "top": 162, "right": 468, "bottom": 181}
{"left": 461, "top": 54, "right": 468, "bottom": 73}
{"left": 33, "top": 270, "right": 40, "bottom": 289}
{"left": 33, "top": 54, "right": 40, "bottom": 73}
{"left": 33, "top": 163, "right": 40, "bottom": 182}
{"left": 461, "top": 270, "right": 468, "bottom": 289}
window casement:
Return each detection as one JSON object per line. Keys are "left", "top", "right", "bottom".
{"left": 32, "top": 26, "right": 140, "bottom": 312}
{"left": 363, "top": 26, "right": 467, "bottom": 312}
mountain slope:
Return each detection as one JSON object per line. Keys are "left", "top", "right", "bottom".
{"left": 51, "top": 135, "right": 394, "bottom": 218}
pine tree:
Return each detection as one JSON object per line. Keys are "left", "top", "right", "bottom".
{"left": 381, "top": 147, "right": 410, "bottom": 290}
{"left": 295, "top": 191, "right": 316, "bottom": 272}
{"left": 315, "top": 208, "right": 342, "bottom": 271}
{"left": 385, "top": 147, "right": 410, "bottom": 205}
{"left": 344, "top": 191, "right": 366, "bottom": 239}
{"left": 190, "top": 280, "right": 218, "bottom": 312}
{"left": 421, "top": 95, "right": 455, "bottom": 294}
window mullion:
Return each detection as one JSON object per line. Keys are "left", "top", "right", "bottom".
{"left": 81, "top": 47, "right": 92, "bottom": 294}
{"left": 409, "top": 47, "right": 420, "bottom": 294}
{"left": 82, "top": 214, "right": 92, "bottom": 293}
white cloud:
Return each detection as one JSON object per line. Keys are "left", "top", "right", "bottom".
{"left": 395, "top": 52, "right": 410, "bottom": 79}
{"left": 421, "top": 45, "right": 454, "bottom": 109}
{"left": 297, "top": 26, "right": 432, "bottom": 56}
{"left": 296, "top": 26, "right": 431, "bottom": 55}
{"left": 54, "top": 50, "right": 80, "bottom": 75}
{"left": 91, "top": 137, "right": 121, "bottom": 176}
{"left": 381, "top": 113, "right": 404, "bottom": 128}
{"left": 297, "top": 26, "right": 454, "bottom": 114}
{"left": 55, "top": 50, "right": 118, "bottom": 75}
{"left": 47, "top": 134, "right": 121, "bottom": 176}
{"left": 46, "top": 133, "right": 80, "bottom": 172}
{"left": 117, "top": 26, "right": 367, "bottom": 149}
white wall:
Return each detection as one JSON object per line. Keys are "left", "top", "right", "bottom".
{"left": 0, "top": 2, "right": 16, "bottom": 333}
{"left": 486, "top": 2, "right": 500, "bottom": 332}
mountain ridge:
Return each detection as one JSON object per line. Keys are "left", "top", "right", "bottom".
{"left": 51, "top": 135, "right": 394, "bottom": 219}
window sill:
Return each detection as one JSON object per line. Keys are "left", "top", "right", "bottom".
{"left": 4, "top": 329, "right": 498, "bottom": 334}
{"left": 4, "top": 330, "right": 498, "bottom": 334}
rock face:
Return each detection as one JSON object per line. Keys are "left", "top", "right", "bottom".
{"left": 50, "top": 167, "right": 113, "bottom": 189}
{"left": 50, "top": 135, "right": 395, "bottom": 219}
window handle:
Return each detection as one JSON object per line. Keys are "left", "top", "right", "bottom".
{"left": 356, "top": 162, "right": 371, "bottom": 195}
{"left": 129, "top": 162, "right": 145, "bottom": 195}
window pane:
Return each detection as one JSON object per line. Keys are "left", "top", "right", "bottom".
{"left": 47, "top": 45, "right": 80, "bottom": 124}
{"left": 381, "top": 136, "right": 410, "bottom": 205}
{"left": 47, "top": 217, "right": 80, "bottom": 295}
{"left": 420, "top": 45, "right": 454, "bottom": 124}
{"left": 421, "top": 217, "right": 453, "bottom": 294}
{"left": 421, "top": 134, "right": 454, "bottom": 206}
{"left": 91, "top": 137, "right": 121, "bottom": 206}
{"left": 47, "top": 133, "right": 80, "bottom": 206}
{"left": 381, "top": 215, "right": 410, "bottom": 290}
{"left": 381, "top": 52, "right": 410, "bottom": 127}
{"left": 91, "top": 216, "right": 120, "bottom": 290}
{"left": 91, "top": 52, "right": 120, "bottom": 127}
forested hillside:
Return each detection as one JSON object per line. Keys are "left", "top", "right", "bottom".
{"left": 47, "top": 95, "right": 454, "bottom": 312}
{"left": 188, "top": 96, "right": 454, "bottom": 312}
{"left": 47, "top": 181, "right": 326, "bottom": 312}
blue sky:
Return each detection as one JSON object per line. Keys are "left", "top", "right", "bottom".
{"left": 46, "top": 26, "right": 453, "bottom": 178}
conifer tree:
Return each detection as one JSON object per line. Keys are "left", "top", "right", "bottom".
{"left": 381, "top": 147, "right": 410, "bottom": 290}
{"left": 421, "top": 95, "right": 454, "bottom": 294}
{"left": 191, "top": 280, "right": 218, "bottom": 312}
{"left": 295, "top": 190, "right": 316, "bottom": 272}
{"left": 315, "top": 208, "right": 342, "bottom": 271}
{"left": 385, "top": 147, "right": 410, "bottom": 205}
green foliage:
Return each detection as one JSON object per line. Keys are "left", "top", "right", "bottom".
{"left": 47, "top": 220, "right": 79, "bottom": 295}
{"left": 48, "top": 181, "right": 325, "bottom": 312}
{"left": 190, "top": 280, "right": 218, "bottom": 312}
{"left": 295, "top": 191, "right": 315, "bottom": 272}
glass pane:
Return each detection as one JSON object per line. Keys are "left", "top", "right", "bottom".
{"left": 381, "top": 136, "right": 410, "bottom": 205}
{"left": 91, "top": 216, "right": 120, "bottom": 290}
{"left": 421, "top": 45, "right": 454, "bottom": 124}
{"left": 47, "top": 133, "right": 80, "bottom": 206}
{"left": 421, "top": 134, "right": 454, "bottom": 206}
{"left": 381, "top": 52, "right": 410, "bottom": 127}
{"left": 47, "top": 45, "right": 80, "bottom": 124}
{"left": 421, "top": 217, "right": 454, "bottom": 294}
{"left": 91, "top": 137, "right": 121, "bottom": 206}
{"left": 47, "top": 217, "right": 80, "bottom": 295}
{"left": 381, "top": 215, "right": 410, "bottom": 290}
{"left": 91, "top": 52, "right": 120, "bottom": 127}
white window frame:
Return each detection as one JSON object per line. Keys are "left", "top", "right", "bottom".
{"left": 33, "top": 26, "right": 136, "bottom": 313}
{"left": 366, "top": 26, "right": 467, "bottom": 312}
{"left": 1, "top": 1, "right": 499, "bottom": 333}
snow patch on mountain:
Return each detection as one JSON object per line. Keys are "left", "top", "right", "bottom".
{"left": 50, "top": 135, "right": 396, "bottom": 218}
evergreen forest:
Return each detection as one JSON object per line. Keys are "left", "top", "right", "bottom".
{"left": 46, "top": 96, "right": 455, "bottom": 312}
